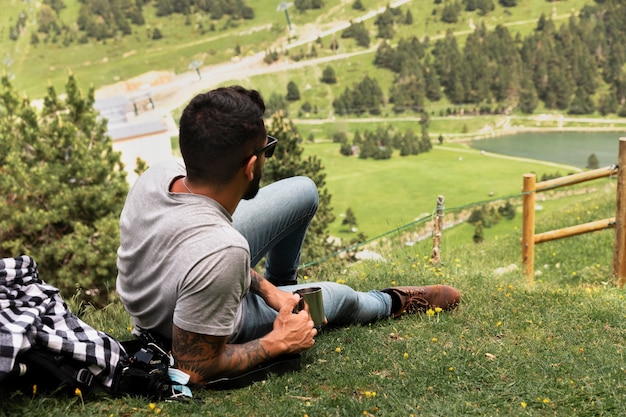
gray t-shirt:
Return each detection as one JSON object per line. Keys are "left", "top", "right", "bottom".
{"left": 116, "top": 160, "right": 250, "bottom": 340}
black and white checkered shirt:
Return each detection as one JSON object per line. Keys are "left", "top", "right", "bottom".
{"left": 0, "top": 256, "right": 123, "bottom": 388}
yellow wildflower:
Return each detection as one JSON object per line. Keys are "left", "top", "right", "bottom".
{"left": 426, "top": 308, "right": 435, "bottom": 317}
{"left": 75, "top": 387, "right": 84, "bottom": 408}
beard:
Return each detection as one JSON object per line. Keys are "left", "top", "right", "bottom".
{"left": 242, "top": 164, "right": 262, "bottom": 200}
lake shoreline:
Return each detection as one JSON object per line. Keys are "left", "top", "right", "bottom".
{"left": 459, "top": 128, "right": 625, "bottom": 169}
{"left": 451, "top": 126, "right": 626, "bottom": 144}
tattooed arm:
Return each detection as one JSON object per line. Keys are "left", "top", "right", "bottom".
{"left": 172, "top": 295, "right": 317, "bottom": 385}
{"left": 248, "top": 269, "right": 297, "bottom": 312}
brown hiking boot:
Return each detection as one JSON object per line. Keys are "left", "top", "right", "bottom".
{"left": 381, "top": 285, "right": 460, "bottom": 318}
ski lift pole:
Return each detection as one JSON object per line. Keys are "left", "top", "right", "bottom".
{"left": 277, "top": 1, "right": 294, "bottom": 33}
{"left": 430, "top": 195, "right": 444, "bottom": 265}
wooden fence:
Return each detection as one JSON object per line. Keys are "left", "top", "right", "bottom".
{"left": 521, "top": 137, "right": 626, "bottom": 287}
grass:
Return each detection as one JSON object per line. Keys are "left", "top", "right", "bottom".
{"left": 302, "top": 140, "right": 580, "bottom": 239}
{"left": 4, "top": 182, "right": 624, "bottom": 416}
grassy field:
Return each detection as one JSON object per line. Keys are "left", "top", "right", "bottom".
{"left": 4, "top": 183, "right": 623, "bottom": 417}
{"left": 302, "top": 139, "right": 581, "bottom": 239}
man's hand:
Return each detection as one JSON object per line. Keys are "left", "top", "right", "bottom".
{"left": 267, "top": 294, "right": 317, "bottom": 353}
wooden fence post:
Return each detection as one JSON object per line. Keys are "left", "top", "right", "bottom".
{"left": 521, "top": 173, "right": 536, "bottom": 283}
{"left": 430, "top": 195, "right": 444, "bottom": 265}
{"left": 613, "top": 138, "right": 626, "bottom": 287}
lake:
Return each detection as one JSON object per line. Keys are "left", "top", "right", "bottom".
{"left": 469, "top": 132, "right": 626, "bottom": 168}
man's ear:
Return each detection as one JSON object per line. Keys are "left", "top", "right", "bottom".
{"left": 243, "top": 155, "right": 257, "bottom": 180}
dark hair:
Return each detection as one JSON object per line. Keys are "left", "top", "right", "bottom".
{"left": 179, "top": 86, "right": 266, "bottom": 184}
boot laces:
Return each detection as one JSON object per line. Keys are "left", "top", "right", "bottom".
{"left": 404, "top": 291, "right": 429, "bottom": 313}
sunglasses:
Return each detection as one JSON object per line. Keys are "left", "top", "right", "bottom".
{"left": 240, "top": 135, "right": 278, "bottom": 166}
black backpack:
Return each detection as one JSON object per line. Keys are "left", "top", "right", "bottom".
{"left": 2, "top": 333, "right": 179, "bottom": 399}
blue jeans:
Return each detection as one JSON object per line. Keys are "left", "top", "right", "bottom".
{"left": 231, "top": 176, "right": 392, "bottom": 342}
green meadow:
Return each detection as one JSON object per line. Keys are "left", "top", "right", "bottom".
{"left": 299, "top": 139, "right": 580, "bottom": 240}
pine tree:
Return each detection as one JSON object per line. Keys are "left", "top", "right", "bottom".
{"left": 44, "top": 0, "right": 66, "bottom": 14}
{"left": 568, "top": 87, "right": 595, "bottom": 115}
{"left": 419, "top": 112, "right": 432, "bottom": 152}
{"left": 321, "top": 65, "right": 337, "bottom": 84}
{"left": 476, "top": 0, "right": 494, "bottom": 14}
{"left": 598, "top": 91, "right": 619, "bottom": 116}
{"left": 433, "top": 30, "right": 465, "bottom": 103}
{"left": 473, "top": 222, "right": 485, "bottom": 243}
{"left": 424, "top": 56, "right": 442, "bottom": 101}
{"left": 405, "top": 9, "right": 413, "bottom": 25}
{"left": 518, "top": 69, "right": 538, "bottom": 114}
{"left": 352, "top": 0, "right": 365, "bottom": 10}
{"left": 441, "top": 1, "right": 461, "bottom": 23}
{"left": 286, "top": 81, "right": 301, "bottom": 101}
{"left": 485, "top": 25, "right": 523, "bottom": 106}
{"left": 359, "top": 136, "right": 378, "bottom": 159}
{"left": 374, "top": 8, "right": 395, "bottom": 39}
{"left": 342, "top": 207, "right": 358, "bottom": 231}
{"left": 374, "top": 41, "right": 396, "bottom": 71}
{"left": 463, "top": 25, "right": 492, "bottom": 104}
{"left": 0, "top": 73, "right": 128, "bottom": 306}
{"left": 389, "top": 64, "right": 425, "bottom": 113}
{"left": 587, "top": 153, "right": 600, "bottom": 170}
{"left": 342, "top": 21, "right": 370, "bottom": 48}
{"left": 266, "top": 93, "right": 289, "bottom": 117}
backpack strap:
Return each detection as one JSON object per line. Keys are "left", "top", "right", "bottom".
{"left": 7, "top": 347, "right": 106, "bottom": 394}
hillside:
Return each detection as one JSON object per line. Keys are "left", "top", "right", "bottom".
{"left": 1, "top": 0, "right": 607, "bottom": 117}
{"left": 5, "top": 181, "right": 625, "bottom": 416}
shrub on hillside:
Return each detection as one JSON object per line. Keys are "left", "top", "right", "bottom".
{"left": 0, "top": 73, "right": 128, "bottom": 306}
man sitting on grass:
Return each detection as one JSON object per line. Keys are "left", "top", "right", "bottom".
{"left": 116, "top": 85, "right": 461, "bottom": 386}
